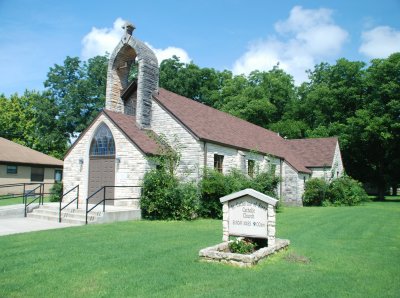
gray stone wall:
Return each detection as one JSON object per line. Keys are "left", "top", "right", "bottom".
{"left": 63, "top": 114, "right": 151, "bottom": 203}
{"left": 105, "top": 25, "right": 159, "bottom": 129}
{"left": 150, "top": 99, "right": 203, "bottom": 181}
{"left": 281, "top": 161, "right": 303, "bottom": 206}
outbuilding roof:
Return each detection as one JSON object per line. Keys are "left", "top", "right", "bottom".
{"left": 0, "top": 137, "right": 63, "bottom": 167}
{"left": 286, "top": 137, "right": 338, "bottom": 168}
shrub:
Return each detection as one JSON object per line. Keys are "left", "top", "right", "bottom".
{"left": 49, "top": 182, "right": 63, "bottom": 202}
{"left": 303, "top": 176, "right": 369, "bottom": 207}
{"left": 199, "top": 168, "right": 279, "bottom": 219}
{"left": 169, "top": 182, "right": 200, "bottom": 220}
{"left": 302, "top": 178, "right": 329, "bottom": 206}
{"left": 328, "top": 176, "right": 369, "bottom": 206}
{"left": 140, "top": 169, "right": 199, "bottom": 220}
{"left": 199, "top": 169, "right": 232, "bottom": 219}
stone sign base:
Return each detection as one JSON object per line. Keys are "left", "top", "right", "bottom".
{"left": 199, "top": 238, "right": 290, "bottom": 267}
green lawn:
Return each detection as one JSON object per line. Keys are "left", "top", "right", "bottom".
{"left": 0, "top": 202, "right": 399, "bottom": 297}
{"left": 0, "top": 196, "right": 51, "bottom": 207}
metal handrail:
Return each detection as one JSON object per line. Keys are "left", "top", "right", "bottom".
{"left": 59, "top": 185, "right": 80, "bottom": 223}
{"left": 85, "top": 186, "right": 141, "bottom": 224}
{"left": 0, "top": 182, "right": 56, "bottom": 204}
{"left": 24, "top": 184, "right": 44, "bottom": 217}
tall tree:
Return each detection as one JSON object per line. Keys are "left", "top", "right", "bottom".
{"left": 344, "top": 53, "right": 400, "bottom": 199}
{"left": 0, "top": 91, "right": 67, "bottom": 158}
{"left": 44, "top": 55, "right": 108, "bottom": 139}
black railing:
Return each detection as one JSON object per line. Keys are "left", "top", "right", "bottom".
{"left": 59, "top": 185, "right": 79, "bottom": 223}
{"left": 85, "top": 186, "right": 141, "bottom": 224}
{"left": 24, "top": 184, "right": 44, "bottom": 217}
{"left": 0, "top": 182, "right": 56, "bottom": 204}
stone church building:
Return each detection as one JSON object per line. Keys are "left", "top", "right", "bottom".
{"left": 63, "top": 23, "right": 343, "bottom": 207}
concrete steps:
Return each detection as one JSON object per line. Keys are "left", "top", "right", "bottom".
{"left": 26, "top": 203, "right": 141, "bottom": 225}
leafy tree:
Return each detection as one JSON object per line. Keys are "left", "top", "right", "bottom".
{"left": 159, "top": 56, "right": 226, "bottom": 106}
{"left": 0, "top": 91, "right": 67, "bottom": 158}
{"left": 269, "top": 119, "right": 309, "bottom": 139}
{"left": 44, "top": 55, "right": 108, "bottom": 139}
{"left": 342, "top": 53, "right": 400, "bottom": 199}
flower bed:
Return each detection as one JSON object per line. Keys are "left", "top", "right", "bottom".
{"left": 199, "top": 238, "right": 290, "bottom": 267}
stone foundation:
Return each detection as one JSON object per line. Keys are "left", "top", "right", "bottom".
{"left": 199, "top": 238, "right": 290, "bottom": 267}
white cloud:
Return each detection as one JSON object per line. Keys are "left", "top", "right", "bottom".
{"left": 233, "top": 6, "right": 348, "bottom": 84}
{"left": 145, "top": 42, "right": 191, "bottom": 64}
{"left": 81, "top": 18, "right": 191, "bottom": 64}
{"left": 359, "top": 26, "right": 400, "bottom": 58}
{"left": 81, "top": 18, "right": 125, "bottom": 60}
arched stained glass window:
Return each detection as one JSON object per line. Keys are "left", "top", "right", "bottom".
{"left": 90, "top": 124, "right": 115, "bottom": 156}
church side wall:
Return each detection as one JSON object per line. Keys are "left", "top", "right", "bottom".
{"left": 332, "top": 142, "right": 344, "bottom": 178}
{"left": 281, "top": 161, "right": 303, "bottom": 206}
{"left": 151, "top": 100, "right": 203, "bottom": 181}
{"left": 204, "top": 143, "right": 279, "bottom": 175}
{"left": 310, "top": 167, "right": 330, "bottom": 180}
{"left": 203, "top": 142, "right": 282, "bottom": 198}
{"left": 63, "top": 114, "right": 151, "bottom": 203}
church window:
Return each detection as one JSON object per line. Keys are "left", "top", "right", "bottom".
{"left": 214, "top": 154, "right": 224, "bottom": 173}
{"left": 248, "top": 160, "right": 255, "bottom": 177}
{"left": 90, "top": 124, "right": 115, "bottom": 157}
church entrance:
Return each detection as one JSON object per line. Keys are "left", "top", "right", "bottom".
{"left": 88, "top": 123, "right": 115, "bottom": 205}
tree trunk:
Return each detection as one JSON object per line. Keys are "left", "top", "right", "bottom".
{"left": 377, "top": 186, "right": 385, "bottom": 201}
{"left": 391, "top": 184, "right": 398, "bottom": 196}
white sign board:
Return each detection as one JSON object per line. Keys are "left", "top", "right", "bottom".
{"left": 228, "top": 195, "right": 268, "bottom": 239}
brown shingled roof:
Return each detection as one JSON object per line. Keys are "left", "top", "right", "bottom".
{"left": 287, "top": 137, "right": 338, "bottom": 168}
{"left": 0, "top": 137, "right": 63, "bottom": 167}
{"left": 103, "top": 110, "right": 160, "bottom": 155}
{"left": 153, "top": 88, "right": 311, "bottom": 173}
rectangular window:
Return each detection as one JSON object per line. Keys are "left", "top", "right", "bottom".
{"left": 214, "top": 154, "right": 224, "bottom": 173}
{"left": 248, "top": 160, "right": 255, "bottom": 177}
{"left": 31, "top": 167, "right": 44, "bottom": 182}
{"left": 54, "top": 169, "right": 63, "bottom": 182}
{"left": 7, "top": 165, "right": 17, "bottom": 174}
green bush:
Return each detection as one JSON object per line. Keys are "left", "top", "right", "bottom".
{"left": 199, "top": 169, "right": 279, "bottom": 219}
{"left": 303, "top": 176, "right": 369, "bottom": 207}
{"left": 302, "top": 178, "right": 330, "bottom": 206}
{"left": 49, "top": 182, "right": 63, "bottom": 202}
{"left": 229, "top": 238, "right": 256, "bottom": 254}
{"left": 140, "top": 169, "right": 199, "bottom": 220}
{"left": 328, "top": 176, "right": 369, "bottom": 206}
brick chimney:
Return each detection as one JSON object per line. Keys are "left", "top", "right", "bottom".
{"left": 105, "top": 22, "right": 159, "bottom": 129}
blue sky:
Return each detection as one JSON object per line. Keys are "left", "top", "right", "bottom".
{"left": 1, "top": 0, "right": 399, "bottom": 96}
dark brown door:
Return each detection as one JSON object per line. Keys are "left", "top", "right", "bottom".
{"left": 88, "top": 157, "right": 115, "bottom": 205}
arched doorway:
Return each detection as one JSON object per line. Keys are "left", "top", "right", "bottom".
{"left": 88, "top": 123, "right": 115, "bottom": 205}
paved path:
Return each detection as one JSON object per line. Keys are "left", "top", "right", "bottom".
{"left": 0, "top": 217, "right": 79, "bottom": 236}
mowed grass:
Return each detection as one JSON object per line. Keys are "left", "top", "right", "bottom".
{"left": 0, "top": 196, "right": 51, "bottom": 206}
{"left": 0, "top": 202, "right": 399, "bottom": 297}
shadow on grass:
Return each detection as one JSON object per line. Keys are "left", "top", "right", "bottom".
{"left": 370, "top": 196, "right": 400, "bottom": 202}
